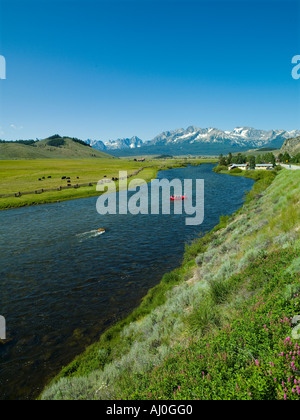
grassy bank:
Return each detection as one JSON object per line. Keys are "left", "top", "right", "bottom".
{"left": 41, "top": 168, "right": 300, "bottom": 400}
{"left": 0, "top": 158, "right": 211, "bottom": 210}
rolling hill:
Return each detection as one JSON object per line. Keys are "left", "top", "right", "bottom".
{"left": 0, "top": 137, "right": 113, "bottom": 160}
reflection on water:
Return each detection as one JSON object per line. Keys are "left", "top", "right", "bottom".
{"left": 0, "top": 164, "right": 254, "bottom": 399}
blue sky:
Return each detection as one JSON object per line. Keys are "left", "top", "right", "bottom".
{"left": 0, "top": 0, "right": 300, "bottom": 141}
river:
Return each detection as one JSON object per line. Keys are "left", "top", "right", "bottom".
{"left": 0, "top": 164, "right": 254, "bottom": 399}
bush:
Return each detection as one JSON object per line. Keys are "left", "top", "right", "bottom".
{"left": 213, "top": 165, "right": 228, "bottom": 173}
{"left": 230, "top": 167, "right": 242, "bottom": 174}
{"left": 185, "top": 298, "right": 220, "bottom": 335}
{"left": 275, "top": 165, "right": 283, "bottom": 172}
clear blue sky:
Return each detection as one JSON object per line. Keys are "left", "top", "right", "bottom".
{"left": 0, "top": 0, "right": 300, "bottom": 141}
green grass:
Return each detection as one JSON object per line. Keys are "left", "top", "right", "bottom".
{"left": 0, "top": 158, "right": 212, "bottom": 210}
{"left": 120, "top": 249, "right": 300, "bottom": 400}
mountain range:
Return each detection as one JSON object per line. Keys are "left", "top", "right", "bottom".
{"left": 86, "top": 136, "right": 143, "bottom": 151}
{"left": 85, "top": 127, "right": 300, "bottom": 156}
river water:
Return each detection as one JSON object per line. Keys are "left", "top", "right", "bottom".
{"left": 0, "top": 164, "right": 254, "bottom": 399}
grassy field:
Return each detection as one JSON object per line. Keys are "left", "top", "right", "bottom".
{"left": 0, "top": 157, "right": 214, "bottom": 210}
{"left": 40, "top": 168, "right": 300, "bottom": 400}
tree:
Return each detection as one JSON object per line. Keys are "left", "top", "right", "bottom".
{"left": 218, "top": 153, "right": 227, "bottom": 166}
{"left": 219, "top": 156, "right": 227, "bottom": 166}
{"left": 256, "top": 154, "right": 263, "bottom": 164}
{"left": 48, "top": 138, "right": 65, "bottom": 147}
{"left": 291, "top": 153, "right": 300, "bottom": 163}
{"left": 248, "top": 155, "right": 256, "bottom": 169}
{"left": 282, "top": 152, "right": 291, "bottom": 163}
{"left": 262, "top": 152, "right": 275, "bottom": 166}
{"left": 237, "top": 153, "right": 243, "bottom": 164}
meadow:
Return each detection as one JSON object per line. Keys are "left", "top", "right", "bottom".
{"left": 40, "top": 168, "right": 300, "bottom": 400}
{"left": 0, "top": 158, "right": 211, "bottom": 210}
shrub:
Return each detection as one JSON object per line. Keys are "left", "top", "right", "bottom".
{"left": 185, "top": 298, "right": 220, "bottom": 335}
{"left": 213, "top": 165, "right": 228, "bottom": 173}
{"left": 230, "top": 167, "right": 242, "bottom": 174}
{"left": 209, "top": 276, "right": 234, "bottom": 304}
{"left": 275, "top": 165, "right": 283, "bottom": 172}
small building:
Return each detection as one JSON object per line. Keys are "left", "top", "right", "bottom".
{"left": 255, "top": 164, "right": 273, "bottom": 170}
{"left": 228, "top": 164, "right": 249, "bottom": 171}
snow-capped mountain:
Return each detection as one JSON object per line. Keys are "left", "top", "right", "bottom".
{"left": 85, "top": 139, "right": 106, "bottom": 151}
{"left": 147, "top": 126, "right": 300, "bottom": 149}
{"left": 85, "top": 127, "right": 300, "bottom": 155}
{"left": 86, "top": 136, "right": 143, "bottom": 151}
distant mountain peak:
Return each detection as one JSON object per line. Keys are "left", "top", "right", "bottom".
{"left": 86, "top": 136, "right": 143, "bottom": 151}
{"left": 85, "top": 126, "right": 300, "bottom": 155}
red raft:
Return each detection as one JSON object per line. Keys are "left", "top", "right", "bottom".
{"left": 170, "top": 195, "right": 187, "bottom": 200}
